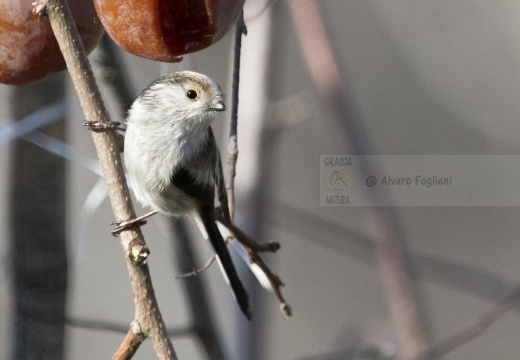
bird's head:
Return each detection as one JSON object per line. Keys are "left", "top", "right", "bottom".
{"left": 127, "top": 71, "right": 226, "bottom": 131}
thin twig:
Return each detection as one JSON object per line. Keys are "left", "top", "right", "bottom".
{"left": 244, "top": 243, "right": 291, "bottom": 318}
{"left": 34, "top": 1, "right": 176, "bottom": 358}
{"left": 271, "top": 200, "right": 520, "bottom": 318}
{"left": 226, "top": 11, "right": 247, "bottom": 220}
{"left": 214, "top": 211, "right": 291, "bottom": 318}
{"left": 112, "top": 325, "right": 146, "bottom": 360}
{"left": 414, "top": 285, "right": 520, "bottom": 360}
{"left": 272, "top": 201, "right": 520, "bottom": 358}
{"left": 66, "top": 317, "right": 193, "bottom": 337}
{"left": 170, "top": 219, "right": 226, "bottom": 359}
{"left": 216, "top": 208, "right": 280, "bottom": 253}
{"left": 175, "top": 254, "right": 217, "bottom": 279}
{"left": 66, "top": 317, "right": 132, "bottom": 334}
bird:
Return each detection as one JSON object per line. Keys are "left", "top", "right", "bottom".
{"left": 118, "top": 71, "right": 250, "bottom": 319}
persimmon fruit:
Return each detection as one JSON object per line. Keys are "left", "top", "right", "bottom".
{"left": 93, "top": 0, "right": 245, "bottom": 62}
{"left": 0, "top": 0, "right": 104, "bottom": 85}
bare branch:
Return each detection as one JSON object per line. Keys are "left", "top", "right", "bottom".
{"left": 414, "top": 285, "right": 520, "bottom": 360}
{"left": 244, "top": 244, "right": 291, "bottom": 318}
{"left": 226, "top": 11, "right": 247, "bottom": 220}
{"left": 215, "top": 207, "right": 279, "bottom": 254}
{"left": 34, "top": 1, "right": 176, "bottom": 358}
{"left": 66, "top": 316, "right": 193, "bottom": 338}
{"left": 214, "top": 211, "right": 291, "bottom": 318}
{"left": 175, "top": 254, "right": 217, "bottom": 279}
{"left": 112, "top": 324, "right": 146, "bottom": 360}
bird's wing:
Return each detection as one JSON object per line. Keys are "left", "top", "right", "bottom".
{"left": 170, "top": 128, "right": 218, "bottom": 207}
{"left": 215, "top": 147, "right": 231, "bottom": 225}
{"left": 170, "top": 167, "right": 215, "bottom": 207}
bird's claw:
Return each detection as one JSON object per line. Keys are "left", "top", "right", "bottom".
{"left": 111, "top": 219, "right": 147, "bottom": 236}
{"left": 83, "top": 120, "right": 124, "bottom": 132}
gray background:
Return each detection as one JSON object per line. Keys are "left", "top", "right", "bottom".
{"left": 2, "top": 1, "right": 520, "bottom": 359}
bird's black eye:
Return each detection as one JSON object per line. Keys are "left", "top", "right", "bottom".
{"left": 186, "top": 88, "right": 199, "bottom": 100}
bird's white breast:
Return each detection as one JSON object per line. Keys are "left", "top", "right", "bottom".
{"left": 124, "top": 109, "right": 213, "bottom": 216}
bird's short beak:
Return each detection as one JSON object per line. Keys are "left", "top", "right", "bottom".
{"left": 208, "top": 100, "right": 226, "bottom": 112}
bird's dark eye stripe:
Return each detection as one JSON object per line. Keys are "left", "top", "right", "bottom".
{"left": 186, "top": 88, "right": 199, "bottom": 100}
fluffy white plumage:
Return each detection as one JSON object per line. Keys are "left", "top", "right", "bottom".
{"left": 125, "top": 71, "right": 222, "bottom": 215}
{"left": 123, "top": 71, "right": 251, "bottom": 319}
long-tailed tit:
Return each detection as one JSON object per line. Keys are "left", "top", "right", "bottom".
{"left": 118, "top": 71, "right": 250, "bottom": 319}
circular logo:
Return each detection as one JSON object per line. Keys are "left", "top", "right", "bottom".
{"left": 323, "top": 169, "right": 353, "bottom": 193}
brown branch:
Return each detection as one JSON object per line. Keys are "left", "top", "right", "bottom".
{"left": 112, "top": 324, "right": 146, "bottom": 360}
{"left": 244, "top": 243, "right": 291, "bottom": 318}
{"left": 214, "top": 211, "right": 291, "bottom": 318}
{"left": 216, "top": 207, "right": 280, "bottom": 253}
{"left": 175, "top": 254, "right": 217, "bottom": 279}
{"left": 414, "top": 285, "right": 520, "bottom": 360}
{"left": 272, "top": 200, "right": 520, "bottom": 358}
{"left": 34, "top": 1, "right": 176, "bottom": 358}
{"left": 226, "top": 11, "right": 247, "bottom": 220}
{"left": 287, "top": 1, "right": 427, "bottom": 358}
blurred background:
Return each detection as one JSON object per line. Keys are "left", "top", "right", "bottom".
{"left": 2, "top": 0, "right": 520, "bottom": 359}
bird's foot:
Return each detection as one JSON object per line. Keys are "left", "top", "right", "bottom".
{"left": 83, "top": 120, "right": 124, "bottom": 132}
{"left": 111, "top": 219, "right": 147, "bottom": 236}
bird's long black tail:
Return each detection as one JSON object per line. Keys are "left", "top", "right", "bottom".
{"left": 198, "top": 206, "right": 251, "bottom": 319}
